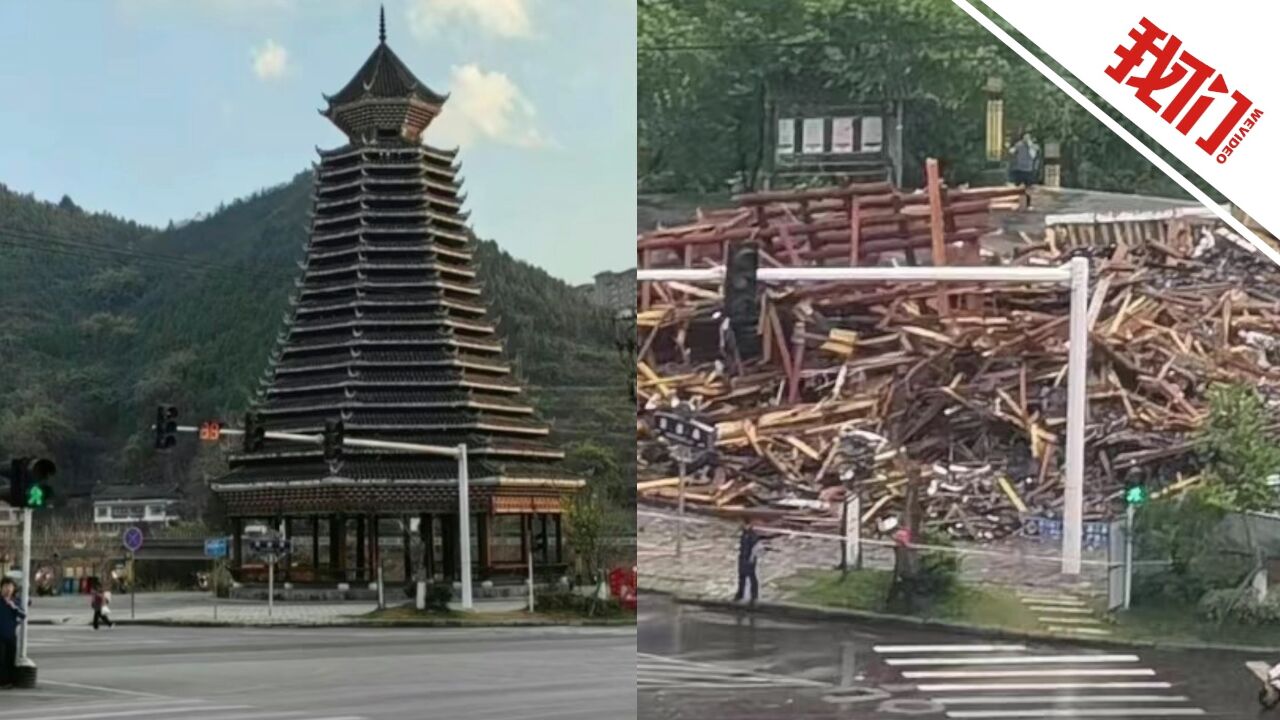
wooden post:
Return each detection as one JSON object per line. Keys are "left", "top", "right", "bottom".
{"left": 788, "top": 315, "right": 806, "bottom": 404}
{"left": 355, "top": 516, "right": 367, "bottom": 582}
{"left": 422, "top": 513, "right": 435, "bottom": 581}
{"left": 311, "top": 518, "right": 320, "bottom": 581}
{"left": 848, "top": 198, "right": 861, "bottom": 266}
{"left": 477, "top": 513, "right": 491, "bottom": 579}
{"left": 925, "top": 158, "right": 948, "bottom": 315}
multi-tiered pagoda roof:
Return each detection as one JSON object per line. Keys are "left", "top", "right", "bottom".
{"left": 215, "top": 12, "right": 579, "bottom": 516}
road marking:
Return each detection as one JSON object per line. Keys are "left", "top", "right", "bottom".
{"left": 874, "top": 644, "right": 1026, "bottom": 653}
{"left": 886, "top": 654, "right": 1138, "bottom": 667}
{"left": 1018, "top": 597, "right": 1086, "bottom": 606}
{"left": 0, "top": 701, "right": 203, "bottom": 718}
{"left": 918, "top": 681, "right": 1172, "bottom": 692}
{"left": 1026, "top": 606, "right": 1091, "bottom": 614}
{"left": 945, "top": 709, "right": 1204, "bottom": 718}
{"left": 40, "top": 680, "right": 176, "bottom": 699}
{"left": 904, "top": 668, "right": 1156, "bottom": 679}
{"left": 8, "top": 705, "right": 252, "bottom": 720}
{"left": 1036, "top": 616, "right": 1102, "bottom": 624}
{"left": 933, "top": 695, "right": 1189, "bottom": 705}
{"left": 1045, "top": 626, "right": 1111, "bottom": 635}
{"left": 637, "top": 653, "right": 827, "bottom": 690}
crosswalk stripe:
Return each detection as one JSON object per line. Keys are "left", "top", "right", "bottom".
{"left": 1026, "top": 606, "right": 1091, "bottom": 614}
{"left": 918, "top": 681, "right": 1172, "bottom": 692}
{"left": 1037, "top": 617, "right": 1102, "bottom": 625}
{"left": 904, "top": 668, "right": 1156, "bottom": 679}
{"left": 874, "top": 644, "right": 1026, "bottom": 654}
{"left": 887, "top": 654, "right": 1138, "bottom": 667}
{"left": 946, "top": 709, "right": 1205, "bottom": 718}
{"left": 933, "top": 695, "right": 1189, "bottom": 705}
{"left": 1018, "top": 597, "right": 1086, "bottom": 606}
{"left": 1045, "top": 626, "right": 1111, "bottom": 635}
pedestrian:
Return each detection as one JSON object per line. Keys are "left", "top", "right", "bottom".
{"left": 90, "top": 579, "right": 114, "bottom": 630}
{"left": 0, "top": 577, "right": 25, "bottom": 688}
{"left": 734, "top": 517, "right": 763, "bottom": 604}
{"left": 1008, "top": 130, "right": 1041, "bottom": 209}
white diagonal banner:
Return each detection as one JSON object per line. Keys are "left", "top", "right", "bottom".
{"left": 956, "top": 0, "right": 1278, "bottom": 263}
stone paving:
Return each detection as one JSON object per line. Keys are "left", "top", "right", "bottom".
{"left": 638, "top": 508, "right": 1107, "bottom": 602}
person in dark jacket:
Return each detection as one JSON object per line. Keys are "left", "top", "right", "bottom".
{"left": 90, "top": 579, "right": 113, "bottom": 630}
{"left": 0, "top": 577, "right": 26, "bottom": 688}
{"left": 734, "top": 518, "right": 763, "bottom": 604}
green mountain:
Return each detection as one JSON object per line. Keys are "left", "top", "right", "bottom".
{"left": 0, "top": 173, "right": 633, "bottom": 507}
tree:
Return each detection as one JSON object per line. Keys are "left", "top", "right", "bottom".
{"left": 565, "top": 485, "right": 629, "bottom": 614}
{"left": 638, "top": 0, "right": 1205, "bottom": 198}
{"left": 1197, "top": 383, "right": 1280, "bottom": 512}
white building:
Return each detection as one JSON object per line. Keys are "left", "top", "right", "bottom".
{"left": 92, "top": 485, "right": 182, "bottom": 531}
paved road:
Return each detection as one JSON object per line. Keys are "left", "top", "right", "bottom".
{"left": 639, "top": 594, "right": 1270, "bottom": 719}
{"left": 5, "top": 623, "right": 636, "bottom": 719}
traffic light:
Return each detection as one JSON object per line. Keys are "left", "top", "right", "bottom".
{"left": 199, "top": 421, "right": 222, "bottom": 442}
{"left": 6, "top": 457, "right": 56, "bottom": 509}
{"left": 724, "top": 241, "right": 761, "bottom": 360}
{"left": 154, "top": 405, "right": 179, "bottom": 450}
{"left": 1124, "top": 470, "right": 1149, "bottom": 506}
{"left": 323, "top": 419, "right": 345, "bottom": 461}
{"left": 243, "top": 411, "right": 265, "bottom": 453}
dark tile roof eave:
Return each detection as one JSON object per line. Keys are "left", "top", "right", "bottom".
{"left": 324, "top": 42, "right": 447, "bottom": 107}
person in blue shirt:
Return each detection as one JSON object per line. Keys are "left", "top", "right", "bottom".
{"left": 0, "top": 577, "right": 25, "bottom": 688}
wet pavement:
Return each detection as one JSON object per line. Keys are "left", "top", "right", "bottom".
{"left": 638, "top": 594, "right": 1271, "bottom": 719}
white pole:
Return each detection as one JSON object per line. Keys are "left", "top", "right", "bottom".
{"left": 377, "top": 561, "right": 385, "bottom": 610}
{"left": 527, "top": 539, "right": 535, "bottom": 613}
{"left": 18, "top": 508, "right": 32, "bottom": 660}
{"left": 1062, "top": 256, "right": 1089, "bottom": 576}
{"left": 212, "top": 559, "right": 218, "bottom": 622}
{"left": 1124, "top": 503, "right": 1135, "bottom": 610}
{"left": 676, "top": 461, "right": 686, "bottom": 559}
{"left": 457, "top": 444, "right": 473, "bottom": 611}
{"left": 267, "top": 554, "right": 274, "bottom": 618}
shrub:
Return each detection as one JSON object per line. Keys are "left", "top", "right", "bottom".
{"left": 535, "top": 588, "right": 623, "bottom": 617}
{"left": 916, "top": 531, "right": 961, "bottom": 598}
{"left": 1197, "top": 587, "right": 1280, "bottom": 625}
{"left": 425, "top": 582, "right": 453, "bottom": 612}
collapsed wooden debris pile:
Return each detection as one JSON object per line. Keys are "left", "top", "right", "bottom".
{"left": 637, "top": 194, "right": 1280, "bottom": 539}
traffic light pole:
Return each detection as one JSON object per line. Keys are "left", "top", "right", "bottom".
{"left": 18, "top": 507, "right": 32, "bottom": 661}
{"left": 638, "top": 259, "right": 1090, "bottom": 576}
{"left": 186, "top": 425, "right": 479, "bottom": 610}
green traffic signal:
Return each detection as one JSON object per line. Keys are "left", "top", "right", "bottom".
{"left": 27, "top": 484, "right": 45, "bottom": 508}
{"left": 1125, "top": 485, "right": 1148, "bottom": 505}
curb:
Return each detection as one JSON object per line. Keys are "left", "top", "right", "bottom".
{"left": 110, "top": 618, "right": 637, "bottom": 629}
{"left": 645, "top": 585, "right": 1277, "bottom": 656}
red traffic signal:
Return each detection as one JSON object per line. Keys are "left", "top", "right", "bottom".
{"left": 199, "top": 421, "right": 222, "bottom": 441}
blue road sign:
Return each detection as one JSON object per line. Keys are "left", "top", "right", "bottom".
{"left": 122, "top": 526, "right": 144, "bottom": 553}
{"left": 204, "top": 537, "right": 229, "bottom": 559}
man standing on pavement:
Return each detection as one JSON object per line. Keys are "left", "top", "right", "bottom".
{"left": 734, "top": 517, "right": 763, "bottom": 604}
{"left": 0, "top": 577, "right": 26, "bottom": 688}
{"left": 1008, "top": 130, "right": 1041, "bottom": 209}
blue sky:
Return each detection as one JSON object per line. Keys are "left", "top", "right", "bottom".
{"left": 0, "top": 0, "right": 635, "bottom": 284}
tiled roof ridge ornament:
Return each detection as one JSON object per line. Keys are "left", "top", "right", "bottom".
{"left": 379, "top": 4, "right": 386, "bottom": 44}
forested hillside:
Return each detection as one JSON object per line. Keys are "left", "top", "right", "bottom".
{"left": 639, "top": 0, "right": 1208, "bottom": 198}
{"left": 0, "top": 173, "right": 632, "bottom": 506}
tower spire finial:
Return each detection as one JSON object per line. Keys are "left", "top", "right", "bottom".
{"left": 379, "top": 5, "right": 386, "bottom": 43}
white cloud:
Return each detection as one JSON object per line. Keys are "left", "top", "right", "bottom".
{"left": 251, "top": 39, "right": 289, "bottom": 81}
{"left": 427, "top": 64, "right": 547, "bottom": 149}
{"left": 427, "top": 64, "right": 548, "bottom": 150}
{"left": 407, "top": 0, "right": 533, "bottom": 39}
